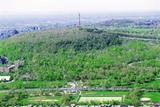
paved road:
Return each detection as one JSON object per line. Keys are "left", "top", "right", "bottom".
{"left": 115, "top": 32, "right": 160, "bottom": 41}
{"left": 0, "top": 87, "right": 160, "bottom": 93}
{"left": 120, "top": 36, "right": 159, "bottom": 41}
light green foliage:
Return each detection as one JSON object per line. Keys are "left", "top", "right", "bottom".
{"left": 1, "top": 28, "right": 160, "bottom": 89}
{"left": 0, "top": 91, "right": 29, "bottom": 106}
{"left": 124, "top": 88, "right": 143, "bottom": 106}
{"left": 0, "top": 81, "right": 64, "bottom": 90}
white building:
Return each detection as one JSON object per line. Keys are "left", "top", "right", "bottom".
{"left": 0, "top": 76, "right": 11, "bottom": 81}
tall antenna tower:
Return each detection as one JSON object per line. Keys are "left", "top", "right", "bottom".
{"left": 78, "top": 13, "right": 81, "bottom": 27}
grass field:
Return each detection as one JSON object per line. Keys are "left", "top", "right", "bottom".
{"left": 15, "top": 95, "right": 62, "bottom": 105}
{"left": 79, "top": 91, "right": 125, "bottom": 103}
{"left": 0, "top": 89, "right": 160, "bottom": 105}
{"left": 136, "top": 80, "right": 160, "bottom": 90}
{"left": 81, "top": 90, "right": 160, "bottom": 103}
{"left": 143, "top": 92, "right": 160, "bottom": 102}
{"left": 0, "top": 80, "right": 64, "bottom": 90}
{"left": 79, "top": 96, "right": 122, "bottom": 102}
{"left": 0, "top": 92, "right": 6, "bottom": 98}
{"left": 27, "top": 96, "right": 61, "bottom": 104}
{"left": 81, "top": 91, "right": 127, "bottom": 97}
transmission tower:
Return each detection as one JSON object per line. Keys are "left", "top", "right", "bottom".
{"left": 78, "top": 13, "right": 81, "bottom": 27}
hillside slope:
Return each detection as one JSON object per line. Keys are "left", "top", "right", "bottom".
{"left": 0, "top": 28, "right": 121, "bottom": 80}
{"left": 0, "top": 28, "right": 160, "bottom": 88}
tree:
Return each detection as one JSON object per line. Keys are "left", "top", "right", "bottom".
{"left": 124, "top": 88, "right": 143, "bottom": 106}
{"left": 61, "top": 94, "right": 74, "bottom": 105}
{"left": 0, "top": 90, "right": 29, "bottom": 106}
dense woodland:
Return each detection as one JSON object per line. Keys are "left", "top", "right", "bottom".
{"left": 1, "top": 28, "right": 160, "bottom": 106}
{"left": 0, "top": 28, "right": 160, "bottom": 89}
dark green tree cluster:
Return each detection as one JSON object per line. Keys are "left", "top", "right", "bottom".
{"left": 0, "top": 91, "right": 29, "bottom": 106}
{"left": 56, "top": 32, "right": 122, "bottom": 51}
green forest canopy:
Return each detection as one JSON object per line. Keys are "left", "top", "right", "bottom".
{"left": 0, "top": 28, "right": 160, "bottom": 88}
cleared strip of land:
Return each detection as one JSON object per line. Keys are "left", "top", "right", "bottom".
{"left": 79, "top": 96, "right": 122, "bottom": 102}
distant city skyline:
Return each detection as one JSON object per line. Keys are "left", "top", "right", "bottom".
{"left": 0, "top": 0, "right": 160, "bottom": 16}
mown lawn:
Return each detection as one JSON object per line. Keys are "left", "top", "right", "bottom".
{"left": 81, "top": 90, "right": 160, "bottom": 102}
{"left": 0, "top": 90, "right": 160, "bottom": 104}
{"left": 26, "top": 96, "right": 61, "bottom": 104}
{"left": 137, "top": 80, "right": 160, "bottom": 90}
{"left": 0, "top": 80, "right": 64, "bottom": 90}
{"left": 0, "top": 92, "right": 6, "bottom": 98}
{"left": 81, "top": 90, "right": 128, "bottom": 97}
{"left": 79, "top": 96, "right": 122, "bottom": 102}
{"left": 144, "top": 92, "right": 160, "bottom": 102}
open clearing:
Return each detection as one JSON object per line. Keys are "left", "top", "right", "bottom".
{"left": 79, "top": 96, "right": 122, "bottom": 102}
{"left": 31, "top": 99, "right": 58, "bottom": 102}
{"left": 27, "top": 96, "right": 61, "bottom": 103}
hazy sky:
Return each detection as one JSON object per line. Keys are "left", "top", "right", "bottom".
{"left": 0, "top": 0, "right": 160, "bottom": 16}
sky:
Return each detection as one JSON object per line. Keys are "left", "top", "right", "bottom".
{"left": 0, "top": 0, "right": 160, "bottom": 16}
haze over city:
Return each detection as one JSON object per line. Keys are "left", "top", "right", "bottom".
{"left": 0, "top": 0, "right": 160, "bottom": 16}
